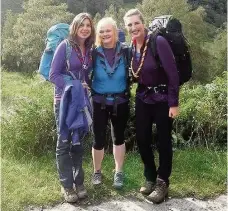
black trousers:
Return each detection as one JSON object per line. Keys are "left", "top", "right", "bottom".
{"left": 135, "top": 98, "right": 173, "bottom": 185}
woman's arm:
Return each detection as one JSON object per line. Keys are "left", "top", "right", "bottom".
{"left": 156, "top": 35, "right": 179, "bottom": 107}
{"left": 49, "top": 41, "right": 68, "bottom": 89}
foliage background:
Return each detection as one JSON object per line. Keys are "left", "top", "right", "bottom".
{"left": 1, "top": 1, "right": 227, "bottom": 210}
{"left": 1, "top": 0, "right": 227, "bottom": 156}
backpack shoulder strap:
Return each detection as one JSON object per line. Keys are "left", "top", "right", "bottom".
{"left": 92, "top": 47, "right": 97, "bottom": 68}
{"left": 88, "top": 47, "right": 97, "bottom": 87}
{"left": 120, "top": 43, "right": 130, "bottom": 68}
{"left": 149, "top": 31, "right": 159, "bottom": 58}
{"left": 120, "top": 43, "right": 132, "bottom": 96}
{"left": 65, "top": 39, "right": 72, "bottom": 71}
{"left": 64, "top": 39, "right": 78, "bottom": 80}
{"left": 149, "top": 31, "right": 165, "bottom": 68}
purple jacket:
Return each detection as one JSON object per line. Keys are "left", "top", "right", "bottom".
{"left": 59, "top": 80, "right": 92, "bottom": 144}
{"left": 49, "top": 40, "right": 92, "bottom": 100}
{"left": 131, "top": 32, "right": 179, "bottom": 107}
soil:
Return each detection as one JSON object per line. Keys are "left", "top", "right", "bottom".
{"left": 27, "top": 194, "right": 227, "bottom": 211}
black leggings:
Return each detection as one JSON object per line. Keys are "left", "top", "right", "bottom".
{"left": 92, "top": 101, "right": 129, "bottom": 150}
{"left": 135, "top": 98, "right": 173, "bottom": 185}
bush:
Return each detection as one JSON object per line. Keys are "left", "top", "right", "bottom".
{"left": 2, "top": 71, "right": 56, "bottom": 158}
{"left": 123, "top": 74, "right": 227, "bottom": 150}
{"left": 173, "top": 73, "right": 227, "bottom": 148}
{"left": 2, "top": 71, "right": 226, "bottom": 160}
{"left": 1, "top": 71, "right": 94, "bottom": 158}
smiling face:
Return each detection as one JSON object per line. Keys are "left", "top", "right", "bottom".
{"left": 124, "top": 14, "right": 145, "bottom": 40}
{"left": 76, "top": 18, "right": 92, "bottom": 40}
{"left": 98, "top": 23, "right": 115, "bottom": 47}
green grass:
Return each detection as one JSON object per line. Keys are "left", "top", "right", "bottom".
{"left": 2, "top": 149, "right": 227, "bottom": 211}
{"left": 1, "top": 72, "right": 227, "bottom": 210}
{"left": 2, "top": 154, "right": 59, "bottom": 211}
{"left": 2, "top": 71, "right": 53, "bottom": 120}
{"left": 171, "top": 149, "right": 227, "bottom": 198}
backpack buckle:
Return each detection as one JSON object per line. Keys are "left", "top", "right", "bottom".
{"left": 105, "top": 94, "right": 114, "bottom": 98}
{"left": 153, "top": 86, "right": 159, "bottom": 93}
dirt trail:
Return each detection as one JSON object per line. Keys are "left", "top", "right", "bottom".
{"left": 28, "top": 194, "right": 227, "bottom": 211}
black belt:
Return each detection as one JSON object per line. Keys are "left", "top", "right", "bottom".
{"left": 92, "top": 91, "right": 129, "bottom": 116}
{"left": 138, "top": 84, "right": 168, "bottom": 99}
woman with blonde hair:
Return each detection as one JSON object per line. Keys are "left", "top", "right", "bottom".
{"left": 50, "top": 13, "right": 95, "bottom": 202}
{"left": 124, "top": 9, "right": 179, "bottom": 203}
{"left": 91, "top": 17, "right": 130, "bottom": 189}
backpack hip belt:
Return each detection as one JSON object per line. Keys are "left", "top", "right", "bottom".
{"left": 92, "top": 90, "right": 129, "bottom": 116}
{"left": 138, "top": 84, "right": 168, "bottom": 99}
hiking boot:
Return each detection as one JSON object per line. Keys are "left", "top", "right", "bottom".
{"left": 92, "top": 171, "right": 102, "bottom": 185}
{"left": 113, "top": 171, "right": 124, "bottom": 189}
{"left": 140, "top": 181, "right": 156, "bottom": 195}
{"left": 76, "top": 184, "right": 88, "bottom": 199}
{"left": 147, "top": 178, "right": 168, "bottom": 203}
{"left": 61, "top": 187, "right": 78, "bottom": 203}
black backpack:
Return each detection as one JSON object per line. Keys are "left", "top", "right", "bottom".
{"left": 149, "top": 15, "right": 192, "bottom": 85}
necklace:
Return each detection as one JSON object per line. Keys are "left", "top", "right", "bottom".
{"left": 68, "top": 39, "right": 93, "bottom": 82}
{"left": 69, "top": 39, "right": 91, "bottom": 69}
{"left": 130, "top": 32, "right": 151, "bottom": 78}
{"left": 74, "top": 45, "right": 91, "bottom": 70}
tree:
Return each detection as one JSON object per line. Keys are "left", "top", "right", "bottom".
{"left": 1, "top": 0, "right": 23, "bottom": 25}
{"left": 187, "top": 0, "right": 227, "bottom": 27}
{"left": 66, "top": 0, "right": 124, "bottom": 16}
{"left": 2, "top": 0, "right": 23, "bottom": 13}
{"left": 66, "top": 0, "right": 88, "bottom": 14}
{"left": 93, "top": 13, "right": 102, "bottom": 26}
{"left": 2, "top": 0, "right": 74, "bottom": 72}
{"left": 104, "top": 5, "right": 127, "bottom": 28}
{"left": 1, "top": 11, "right": 19, "bottom": 71}
{"left": 210, "top": 27, "right": 227, "bottom": 77}
{"left": 137, "top": 0, "right": 215, "bottom": 83}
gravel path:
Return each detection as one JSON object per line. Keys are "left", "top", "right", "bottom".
{"left": 28, "top": 194, "right": 227, "bottom": 211}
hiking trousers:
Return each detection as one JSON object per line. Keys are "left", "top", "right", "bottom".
{"left": 54, "top": 100, "right": 84, "bottom": 188}
{"left": 135, "top": 98, "right": 173, "bottom": 185}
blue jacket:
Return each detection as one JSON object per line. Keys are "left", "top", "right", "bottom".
{"left": 59, "top": 80, "right": 92, "bottom": 144}
{"left": 91, "top": 42, "right": 127, "bottom": 95}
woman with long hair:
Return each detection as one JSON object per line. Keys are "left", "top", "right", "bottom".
{"left": 50, "top": 13, "right": 95, "bottom": 202}
{"left": 124, "top": 9, "right": 179, "bottom": 203}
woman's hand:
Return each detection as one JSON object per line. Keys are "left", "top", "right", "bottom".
{"left": 169, "top": 106, "right": 179, "bottom": 118}
{"left": 81, "top": 82, "right": 90, "bottom": 90}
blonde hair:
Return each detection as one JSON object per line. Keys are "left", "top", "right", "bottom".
{"left": 69, "top": 13, "right": 95, "bottom": 47}
{"left": 95, "top": 17, "right": 118, "bottom": 47}
{"left": 123, "top": 9, "right": 144, "bottom": 24}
